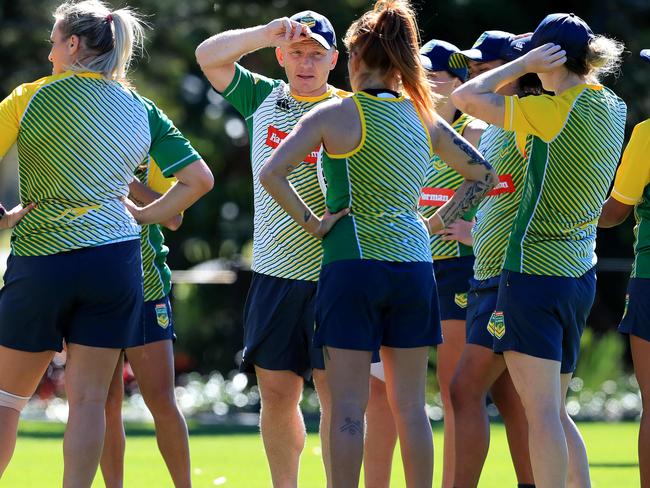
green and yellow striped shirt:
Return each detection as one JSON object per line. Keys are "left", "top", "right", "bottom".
{"left": 321, "top": 91, "right": 432, "bottom": 265}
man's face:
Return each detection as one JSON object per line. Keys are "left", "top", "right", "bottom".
{"left": 276, "top": 39, "right": 338, "bottom": 97}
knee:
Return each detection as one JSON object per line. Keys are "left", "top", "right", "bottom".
{"left": 259, "top": 383, "right": 301, "bottom": 412}
{"left": 143, "top": 389, "right": 180, "bottom": 420}
{"left": 449, "top": 375, "right": 482, "bottom": 412}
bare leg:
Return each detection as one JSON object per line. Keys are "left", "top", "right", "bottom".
{"left": 325, "top": 347, "right": 373, "bottom": 488}
{"left": 504, "top": 351, "right": 566, "bottom": 488}
{"left": 255, "top": 367, "right": 305, "bottom": 488}
{"left": 63, "top": 343, "right": 121, "bottom": 488}
{"left": 312, "top": 369, "right": 332, "bottom": 488}
{"left": 631, "top": 335, "right": 650, "bottom": 488}
{"left": 127, "top": 341, "right": 191, "bottom": 487}
{"left": 437, "top": 319, "right": 466, "bottom": 488}
{"left": 560, "top": 373, "right": 590, "bottom": 488}
{"left": 382, "top": 346, "right": 433, "bottom": 488}
{"left": 364, "top": 375, "right": 397, "bottom": 488}
{"left": 0, "top": 345, "right": 54, "bottom": 476}
{"left": 450, "top": 344, "right": 507, "bottom": 487}
{"left": 490, "top": 371, "right": 534, "bottom": 486}
{"left": 100, "top": 353, "right": 126, "bottom": 488}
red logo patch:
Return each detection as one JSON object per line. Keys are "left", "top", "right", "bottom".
{"left": 419, "top": 174, "right": 515, "bottom": 206}
{"left": 265, "top": 126, "right": 320, "bottom": 164}
{"left": 487, "top": 174, "right": 516, "bottom": 196}
{"left": 419, "top": 188, "right": 455, "bottom": 207}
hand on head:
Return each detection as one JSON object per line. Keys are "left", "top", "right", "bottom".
{"left": 266, "top": 17, "right": 311, "bottom": 47}
{"left": 522, "top": 43, "right": 567, "bottom": 73}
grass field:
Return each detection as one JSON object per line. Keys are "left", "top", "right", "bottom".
{"left": 1, "top": 420, "right": 639, "bottom": 487}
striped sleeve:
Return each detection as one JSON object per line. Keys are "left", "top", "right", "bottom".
{"left": 612, "top": 121, "right": 650, "bottom": 205}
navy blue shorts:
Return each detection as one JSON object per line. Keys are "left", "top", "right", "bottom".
{"left": 0, "top": 240, "right": 143, "bottom": 352}
{"left": 492, "top": 268, "right": 596, "bottom": 374}
{"left": 466, "top": 276, "right": 500, "bottom": 349}
{"left": 129, "top": 295, "right": 175, "bottom": 347}
{"left": 314, "top": 260, "right": 442, "bottom": 351}
{"left": 432, "top": 255, "right": 474, "bottom": 321}
{"left": 619, "top": 278, "right": 650, "bottom": 342}
{"left": 242, "top": 272, "right": 323, "bottom": 381}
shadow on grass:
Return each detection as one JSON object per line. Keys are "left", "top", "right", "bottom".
{"left": 590, "top": 462, "right": 639, "bottom": 468}
{"left": 18, "top": 418, "right": 338, "bottom": 439}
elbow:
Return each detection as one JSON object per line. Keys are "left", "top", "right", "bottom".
{"left": 165, "top": 215, "right": 183, "bottom": 231}
{"left": 259, "top": 165, "right": 272, "bottom": 191}
{"left": 451, "top": 86, "right": 470, "bottom": 113}
{"left": 195, "top": 43, "right": 208, "bottom": 67}
{"left": 199, "top": 171, "right": 215, "bottom": 195}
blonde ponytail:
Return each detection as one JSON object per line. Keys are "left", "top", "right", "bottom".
{"left": 54, "top": 0, "right": 147, "bottom": 82}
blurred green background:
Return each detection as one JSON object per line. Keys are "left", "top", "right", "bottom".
{"left": 1, "top": 0, "right": 648, "bottom": 418}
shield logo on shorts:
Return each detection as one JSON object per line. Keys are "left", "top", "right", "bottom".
{"left": 454, "top": 292, "right": 468, "bottom": 309}
{"left": 487, "top": 311, "right": 505, "bottom": 339}
{"left": 155, "top": 303, "right": 170, "bottom": 329}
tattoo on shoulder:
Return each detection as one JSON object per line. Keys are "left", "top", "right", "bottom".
{"left": 339, "top": 417, "right": 363, "bottom": 436}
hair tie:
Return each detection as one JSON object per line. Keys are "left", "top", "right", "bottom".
{"left": 106, "top": 13, "right": 113, "bottom": 23}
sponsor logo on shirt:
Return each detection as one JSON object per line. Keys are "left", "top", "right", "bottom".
{"left": 265, "top": 126, "right": 320, "bottom": 164}
{"left": 419, "top": 188, "right": 454, "bottom": 207}
{"left": 419, "top": 174, "right": 515, "bottom": 206}
{"left": 487, "top": 174, "right": 516, "bottom": 196}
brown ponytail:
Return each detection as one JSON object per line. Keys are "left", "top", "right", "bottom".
{"left": 344, "top": 0, "right": 435, "bottom": 122}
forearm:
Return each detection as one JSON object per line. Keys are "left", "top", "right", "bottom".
{"left": 196, "top": 25, "right": 270, "bottom": 69}
{"left": 466, "top": 58, "right": 528, "bottom": 96}
{"left": 434, "top": 178, "right": 496, "bottom": 230}
{"left": 260, "top": 172, "right": 319, "bottom": 236}
{"left": 137, "top": 181, "right": 207, "bottom": 226}
{"left": 129, "top": 180, "right": 162, "bottom": 205}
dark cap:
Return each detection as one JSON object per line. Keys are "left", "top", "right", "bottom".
{"left": 530, "top": 13, "right": 594, "bottom": 60}
{"left": 641, "top": 49, "right": 650, "bottom": 63}
{"left": 450, "top": 31, "right": 532, "bottom": 67}
{"left": 420, "top": 39, "right": 469, "bottom": 81}
{"left": 290, "top": 11, "right": 336, "bottom": 50}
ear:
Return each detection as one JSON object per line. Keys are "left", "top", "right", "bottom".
{"left": 329, "top": 49, "right": 339, "bottom": 71}
{"left": 68, "top": 34, "right": 81, "bottom": 56}
{"left": 275, "top": 47, "right": 285, "bottom": 68}
{"left": 453, "top": 77, "right": 463, "bottom": 90}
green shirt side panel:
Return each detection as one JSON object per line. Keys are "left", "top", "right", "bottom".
{"left": 135, "top": 162, "right": 172, "bottom": 302}
{"left": 633, "top": 183, "right": 650, "bottom": 278}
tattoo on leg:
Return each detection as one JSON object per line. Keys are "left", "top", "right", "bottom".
{"left": 339, "top": 417, "right": 363, "bottom": 436}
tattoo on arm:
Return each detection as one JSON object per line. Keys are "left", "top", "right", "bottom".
{"left": 446, "top": 126, "right": 492, "bottom": 171}
{"left": 339, "top": 417, "right": 363, "bottom": 436}
{"left": 436, "top": 177, "right": 495, "bottom": 227}
{"left": 303, "top": 210, "right": 311, "bottom": 223}
{"left": 285, "top": 163, "right": 296, "bottom": 174}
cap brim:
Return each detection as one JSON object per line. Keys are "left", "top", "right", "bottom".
{"left": 641, "top": 49, "right": 650, "bottom": 63}
{"left": 419, "top": 54, "right": 449, "bottom": 72}
{"left": 456, "top": 48, "right": 502, "bottom": 62}
{"left": 308, "top": 33, "right": 332, "bottom": 50}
